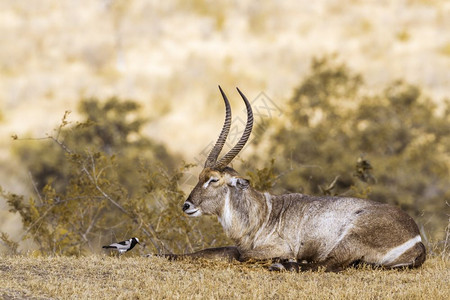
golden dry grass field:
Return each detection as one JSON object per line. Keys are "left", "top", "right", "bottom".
{"left": 1, "top": 0, "right": 450, "bottom": 247}
{"left": 0, "top": 255, "right": 449, "bottom": 299}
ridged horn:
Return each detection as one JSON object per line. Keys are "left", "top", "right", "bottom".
{"left": 204, "top": 86, "right": 232, "bottom": 168}
{"left": 214, "top": 87, "right": 253, "bottom": 169}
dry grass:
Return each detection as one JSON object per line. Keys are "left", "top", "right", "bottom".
{"left": 0, "top": 254, "right": 448, "bottom": 299}
{"left": 2, "top": 0, "right": 450, "bottom": 241}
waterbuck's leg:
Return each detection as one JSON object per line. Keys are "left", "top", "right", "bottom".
{"left": 294, "top": 236, "right": 426, "bottom": 272}
{"left": 157, "top": 246, "right": 241, "bottom": 262}
{"left": 268, "top": 260, "right": 300, "bottom": 272}
{"left": 299, "top": 239, "right": 364, "bottom": 272}
{"left": 309, "top": 241, "right": 426, "bottom": 271}
{"left": 270, "top": 237, "right": 364, "bottom": 272}
{"left": 269, "top": 259, "right": 347, "bottom": 273}
{"left": 297, "top": 259, "right": 354, "bottom": 272}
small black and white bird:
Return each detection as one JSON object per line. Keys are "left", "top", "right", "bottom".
{"left": 102, "top": 237, "right": 140, "bottom": 254}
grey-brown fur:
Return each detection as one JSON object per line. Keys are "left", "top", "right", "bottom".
{"left": 177, "top": 87, "right": 426, "bottom": 272}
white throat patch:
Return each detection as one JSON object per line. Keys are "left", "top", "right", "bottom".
{"left": 219, "top": 189, "right": 233, "bottom": 230}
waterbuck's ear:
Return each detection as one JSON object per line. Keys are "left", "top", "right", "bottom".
{"left": 228, "top": 176, "right": 250, "bottom": 190}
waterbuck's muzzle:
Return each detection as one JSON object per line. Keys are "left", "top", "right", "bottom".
{"left": 182, "top": 200, "right": 201, "bottom": 217}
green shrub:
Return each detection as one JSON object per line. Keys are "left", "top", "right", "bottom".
{"left": 2, "top": 98, "right": 230, "bottom": 256}
{"left": 2, "top": 58, "right": 449, "bottom": 256}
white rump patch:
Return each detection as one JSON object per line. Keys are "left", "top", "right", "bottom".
{"left": 380, "top": 235, "right": 422, "bottom": 265}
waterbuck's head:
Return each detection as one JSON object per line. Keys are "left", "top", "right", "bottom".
{"left": 182, "top": 86, "right": 253, "bottom": 217}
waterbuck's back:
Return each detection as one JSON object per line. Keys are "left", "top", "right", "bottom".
{"left": 267, "top": 194, "right": 424, "bottom": 269}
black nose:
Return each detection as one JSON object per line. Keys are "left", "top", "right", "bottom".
{"left": 182, "top": 203, "right": 190, "bottom": 212}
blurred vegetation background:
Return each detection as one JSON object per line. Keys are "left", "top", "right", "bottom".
{"left": 0, "top": 1, "right": 449, "bottom": 256}
{"left": 1, "top": 58, "right": 448, "bottom": 256}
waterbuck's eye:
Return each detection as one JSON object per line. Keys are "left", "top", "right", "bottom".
{"left": 203, "top": 177, "right": 219, "bottom": 189}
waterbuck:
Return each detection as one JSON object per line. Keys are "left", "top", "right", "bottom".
{"left": 176, "top": 86, "right": 426, "bottom": 272}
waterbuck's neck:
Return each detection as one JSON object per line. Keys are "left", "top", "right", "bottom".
{"left": 217, "top": 186, "right": 269, "bottom": 244}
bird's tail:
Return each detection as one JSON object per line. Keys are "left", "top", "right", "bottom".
{"left": 102, "top": 246, "right": 115, "bottom": 249}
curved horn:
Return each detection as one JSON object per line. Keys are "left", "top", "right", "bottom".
{"left": 204, "top": 86, "right": 232, "bottom": 168}
{"left": 214, "top": 87, "right": 253, "bottom": 169}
